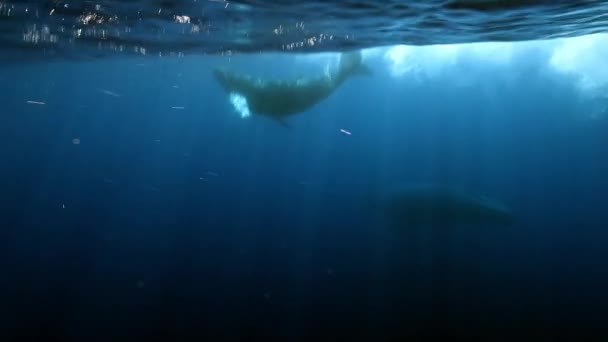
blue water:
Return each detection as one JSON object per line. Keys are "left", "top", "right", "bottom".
{"left": 2, "top": 45, "right": 608, "bottom": 340}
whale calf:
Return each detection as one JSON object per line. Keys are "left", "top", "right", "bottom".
{"left": 213, "top": 50, "right": 371, "bottom": 122}
{"left": 374, "top": 183, "right": 514, "bottom": 228}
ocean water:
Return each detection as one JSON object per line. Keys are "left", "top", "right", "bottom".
{"left": 2, "top": 0, "right": 608, "bottom": 59}
{"left": 2, "top": 1, "right": 608, "bottom": 341}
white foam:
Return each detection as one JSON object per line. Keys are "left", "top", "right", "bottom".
{"left": 550, "top": 34, "right": 608, "bottom": 97}
{"left": 293, "top": 34, "right": 608, "bottom": 121}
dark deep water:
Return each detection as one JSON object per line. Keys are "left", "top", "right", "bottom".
{"left": 2, "top": 44, "right": 608, "bottom": 341}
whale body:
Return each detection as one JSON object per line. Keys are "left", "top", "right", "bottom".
{"left": 213, "top": 51, "right": 371, "bottom": 120}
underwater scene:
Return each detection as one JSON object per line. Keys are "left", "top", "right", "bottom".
{"left": 1, "top": 1, "right": 608, "bottom": 341}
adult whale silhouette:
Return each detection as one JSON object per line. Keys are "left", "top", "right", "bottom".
{"left": 370, "top": 183, "right": 514, "bottom": 228}
{"left": 213, "top": 50, "right": 371, "bottom": 123}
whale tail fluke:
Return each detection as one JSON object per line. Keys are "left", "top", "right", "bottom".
{"left": 337, "top": 50, "right": 372, "bottom": 81}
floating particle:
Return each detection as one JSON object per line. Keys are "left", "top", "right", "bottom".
{"left": 98, "top": 89, "right": 121, "bottom": 97}
{"left": 72, "top": 138, "right": 80, "bottom": 145}
{"left": 339, "top": 128, "right": 352, "bottom": 135}
{"left": 137, "top": 280, "right": 145, "bottom": 288}
{"left": 171, "top": 106, "right": 185, "bottom": 110}
{"left": 62, "top": 204, "right": 66, "bottom": 209}
{"left": 172, "top": 85, "right": 180, "bottom": 89}
{"left": 26, "top": 100, "right": 45, "bottom": 105}
{"left": 206, "top": 171, "right": 219, "bottom": 177}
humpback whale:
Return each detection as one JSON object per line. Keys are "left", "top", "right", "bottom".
{"left": 373, "top": 183, "right": 514, "bottom": 228}
{"left": 213, "top": 51, "right": 371, "bottom": 121}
